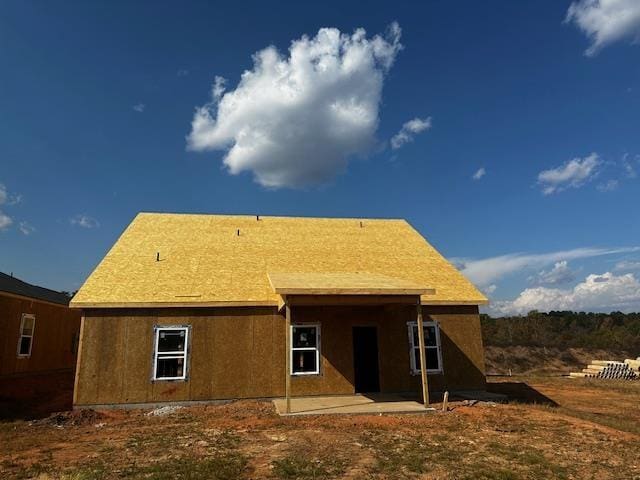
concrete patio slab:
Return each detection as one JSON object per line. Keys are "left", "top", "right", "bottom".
{"left": 273, "top": 393, "right": 435, "bottom": 416}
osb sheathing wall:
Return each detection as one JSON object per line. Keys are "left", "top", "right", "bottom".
{"left": 0, "top": 294, "right": 81, "bottom": 377}
{"left": 74, "top": 305, "right": 485, "bottom": 406}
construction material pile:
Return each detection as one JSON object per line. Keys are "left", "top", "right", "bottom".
{"left": 569, "top": 357, "right": 640, "bottom": 380}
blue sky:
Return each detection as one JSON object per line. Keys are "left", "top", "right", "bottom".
{"left": 1, "top": 1, "right": 640, "bottom": 314}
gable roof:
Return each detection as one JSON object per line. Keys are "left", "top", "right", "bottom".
{"left": 70, "top": 213, "right": 487, "bottom": 308}
{"left": 0, "top": 271, "right": 71, "bottom": 306}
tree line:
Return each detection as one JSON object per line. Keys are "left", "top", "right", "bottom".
{"left": 481, "top": 311, "right": 640, "bottom": 352}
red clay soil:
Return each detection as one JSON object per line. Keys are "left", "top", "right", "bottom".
{"left": 1, "top": 376, "right": 639, "bottom": 479}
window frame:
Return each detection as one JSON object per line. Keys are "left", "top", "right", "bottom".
{"left": 290, "top": 323, "right": 321, "bottom": 376}
{"left": 406, "top": 320, "right": 443, "bottom": 375}
{"left": 17, "top": 313, "right": 36, "bottom": 358}
{"left": 152, "top": 325, "right": 190, "bottom": 381}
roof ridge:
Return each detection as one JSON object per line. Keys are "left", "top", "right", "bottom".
{"left": 135, "top": 211, "right": 407, "bottom": 222}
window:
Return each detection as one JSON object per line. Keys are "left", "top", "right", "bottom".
{"left": 291, "top": 324, "right": 320, "bottom": 375}
{"left": 407, "top": 321, "right": 442, "bottom": 374}
{"left": 153, "top": 326, "right": 189, "bottom": 380}
{"left": 17, "top": 314, "right": 35, "bottom": 357}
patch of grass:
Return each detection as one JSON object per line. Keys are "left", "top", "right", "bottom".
{"left": 119, "top": 453, "right": 247, "bottom": 480}
{"left": 530, "top": 403, "right": 640, "bottom": 436}
{"left": 271, "top": 455, "right": 347, "bottom": 479}
{"left": 12, "top": 462, "right": 55, "bottom": 480}
{"left": 361, "top": 433, "right": 465, "bottom": 477}
{"left": 485, "top": 441, "right": 568, "bottom": 479}
{"left": 460, "top": 468, "right": 519, "bottom": 480}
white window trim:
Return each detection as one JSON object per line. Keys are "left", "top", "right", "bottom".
{"left": 290, "top": 323, "right": 321, "bottom": 376}
{"left": 17, "top": 313, "right": 35, "bottom": 358}
{"left": 152, "top": 325, "right": 190, "bottom": 381}
{"left": 407, "top": 320, "right": 443, "bottom": 375}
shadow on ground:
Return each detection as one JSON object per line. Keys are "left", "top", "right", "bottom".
{"left": 488, "top": 381, "right": 558, "bottom": 406}
{"left": 0, "top": 371, "right": 74, "bottom": 421}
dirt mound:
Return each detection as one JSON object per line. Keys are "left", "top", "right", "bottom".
{"left": 485, "top": 346, "right": 634, "bottom": 375}
{"left": 40, "top": 408, "right": 105, "bottom": 427}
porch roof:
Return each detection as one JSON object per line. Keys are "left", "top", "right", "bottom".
{"left": 267, "top": 272, "right": 434, "bottom": 296}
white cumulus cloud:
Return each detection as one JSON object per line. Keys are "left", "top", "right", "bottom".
{"left": 537, "top": 152, "right": 600, "bottom": 195}
{"left": 390, "top": 117, "right": 432, "bottom": 150}
{"left": 187, "top": 23, "right": 403, "bottom": 188}
{"left": 491, "top": 271, "right": 640, "bottom": 315}
{"left": 566, "top": 0, "right": 640, "bottom": 56}
{"left": 133, "top": 103, "right": 145, "bottom": 113}
{"left": 70, "top": 214, "right": 100, "bottom": 229}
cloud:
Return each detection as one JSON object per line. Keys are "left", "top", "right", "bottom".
{"left": 187, "top": 23, "right": 403, "bottom": 188}
{"left": 566, "top": 0, "right": 640, "bottom": 56}
{"left": 490, "top": 271, "right": 640, "bottom": 315}
{"left": 622, "top": 153, "right": 638, "bottom": 178}
{"left": 0, "top": 211, "right": 12, "bottom": 230}
{"left": 614, "top": 259, "right": 640, "bottom": 271}
{"left": 70, "top": 214, "right": 100, "bottom": 229}
{"left": 454, "top": 246, "right": 640, "bottom": 287}
{"left": 0, "top": 183, "right": 21, "bottom": 205}
{"left": 0, "top": 183, "right": 22, "bottom": 232}
{"left": 529, "top": 261, "right": 576, "bottom": 286}
{"left": 537, "top": 152, "right": 600, "bottom": 195}
{"left": 472, "top": 167, "right": 486, "bottom": 181}
{"left": 177, "top": 69, "right": 189, "bottom": 77}
{"left": 133, "top": 103, "right": 145, "bottom": 113}
{"left": 18, "top": 221, "right": 35, "bottom": 235}
{"left": 597, "top": 179, "right": 619, "bottom": 191}
{"left": 483, "top": 284, "right": 497, "bottom": 295}
{"left": 211, "top": 75, "right": 226, "bottom": 101}
{"left": 390, "top": 117, "right": 432, "bottom": 150}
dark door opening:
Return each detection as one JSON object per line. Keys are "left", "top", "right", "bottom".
{"left": 352, "top": 326, "right": 380, "bottom": 393}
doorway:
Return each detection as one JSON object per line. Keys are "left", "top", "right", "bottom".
{"left": 352, "top": 326, "right": 380, "bottom": 393}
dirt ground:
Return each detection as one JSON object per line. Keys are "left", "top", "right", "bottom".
{"left": 1, "top": 376, "right": 639, "bottom": 480}
{"left": 483, "top": 346, "right": 634, "bottom": 376}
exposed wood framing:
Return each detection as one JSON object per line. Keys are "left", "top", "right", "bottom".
{"left": 416, "top": 302, "right": 429, "bottom": 407}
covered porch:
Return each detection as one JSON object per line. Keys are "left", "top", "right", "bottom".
{"left": 268, "top": 272, "right": 436, "bottom": 415}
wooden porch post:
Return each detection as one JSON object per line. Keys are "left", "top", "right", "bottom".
{"left": 416, "top": 300, "right": 430, "bottom": 407}
{"left": 285, "top": 303, "right": 291, "bottom": 414}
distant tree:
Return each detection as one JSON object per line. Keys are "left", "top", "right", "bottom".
{"left": 481, "top": 311, "right": 640, "bottom": 352}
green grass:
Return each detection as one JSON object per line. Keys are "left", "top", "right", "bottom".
{"left": 361, "top": 432, "right": 465, "bottom": 477}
